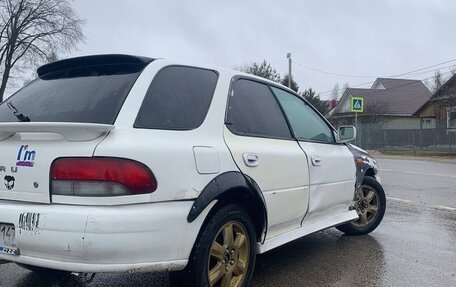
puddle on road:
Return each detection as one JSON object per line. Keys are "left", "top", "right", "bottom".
{"left": 252, "top": 230, "right": 386, "bottom": 287}
{"left": 375, "top": 200, "right": 456, "bottom": 286}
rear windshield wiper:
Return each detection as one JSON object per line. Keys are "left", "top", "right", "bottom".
{"left": 7, "top": 102, "right": 31, "bottom": 122}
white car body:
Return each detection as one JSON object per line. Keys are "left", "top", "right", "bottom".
{"left": 0, "top": 56, "right": 359, "bottom": 273}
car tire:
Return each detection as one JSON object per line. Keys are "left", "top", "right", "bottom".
{"left": 170, "top": 204, "right": 257, "bottom": 287}
{"left": 336, "top": 176, "right": 386, "bottom": 235}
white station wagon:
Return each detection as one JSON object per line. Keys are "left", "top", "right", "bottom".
{"left": 0, "top": 55, "right": 385, "bottom": 287}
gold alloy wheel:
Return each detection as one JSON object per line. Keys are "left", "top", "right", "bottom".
{"left": 352, "top": 185, "right": 379, "bottom": 227}
{"left": 208, "top": 221, "right": 250, "bottom": 287}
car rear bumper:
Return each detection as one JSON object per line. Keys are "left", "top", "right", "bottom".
{"left": 0, "top": 200, "right": 205, "bottom": 273}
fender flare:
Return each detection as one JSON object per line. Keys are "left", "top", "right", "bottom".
{"left": 187, "top": 171, "right": 268, "bottom": 241}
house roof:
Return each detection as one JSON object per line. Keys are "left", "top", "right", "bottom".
{"left": 413, "top": 74, "right": 456, "bottom": 115}
{"left": 429, "top": 73, "right": 456, "bottom": 101}
{"left": 376, "top": 78, "right": 423, "bottom": 89}
{"left": 329, "top": 78, "right": 432, "bottom": 117}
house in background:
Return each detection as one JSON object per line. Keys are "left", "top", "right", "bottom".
{"left": 415, "top": 73, "right": 456, "bottom": 131}
{"left": 328, "top": 78, "right": 432, "bottom": 129}
{"left": 323, "top": 99, "right": 339, "bottom": 113}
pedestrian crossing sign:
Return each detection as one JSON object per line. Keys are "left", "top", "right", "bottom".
{"left": 350, "top": 97, "right": 364, "bottom": 113}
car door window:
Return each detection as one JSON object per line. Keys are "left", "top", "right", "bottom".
{"left": 135, "top": 66, "right": 218, "bottom": 130}
{"left": 271, "top": 87, "right": 334, "bottom": 143}
{"left": 227, "top": 79, "right": 292, "bottom": 140}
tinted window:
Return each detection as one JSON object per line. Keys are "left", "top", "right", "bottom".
{"left": 0, "top": 64, "right": 143, "bottom": 124}
{"left": 228, "top": 79, "right": 292, "bottom": 139}
{"left": 134, "top": 66, "right": 218, "bottom": 130}
{"left": 272, "top": 87, "right": 334, "bottom": 143}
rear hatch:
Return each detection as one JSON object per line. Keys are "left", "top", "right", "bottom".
{"left": 0, "top": 55, "right": 151, "bottom": 203}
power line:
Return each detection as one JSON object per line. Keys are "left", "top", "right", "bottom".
{"left": 317, "top": 62, "right": 456, "bottom": 95}
{"left": 293, "top": 61, "right": 377, "bottom": 79}
{"left": 398, "top": 64, "right": 456, "bottom": 79}
{"left": 294, "top": 57, "right": 456, "bottom": 80}
{"left": 372, "top": 69, "right": 455, "bottom": 94}
{"left": 390, "top": 58, "right": 456, "bottom": 77}
{"left": 322, "top": 69, "right": 455, "bottom": 98}
{"left": 293, "top": 57, "right": 456, "bottom": 95}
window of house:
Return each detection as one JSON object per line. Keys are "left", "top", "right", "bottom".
{"left": 449, "top": 111, "right": 456, "bottom": 129}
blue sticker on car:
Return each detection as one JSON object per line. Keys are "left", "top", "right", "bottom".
{"left": 16, "top": 145, "right": 36, "bottom": 167}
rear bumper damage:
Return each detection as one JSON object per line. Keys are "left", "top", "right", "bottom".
{"left": 0, "top": 200, "right": 205, "bottom": 273}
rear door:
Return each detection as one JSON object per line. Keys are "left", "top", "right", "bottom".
{"left": 271, "top": 87, "right": 356, "bottom": 221}
{"left": 224, "top": 78, "right": 310, "bottom": 238}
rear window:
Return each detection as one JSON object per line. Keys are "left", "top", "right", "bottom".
{"left": 134, "top": 66, "right": 218, "bottom": 130}
{"left": 0, "top": 64, "right": 143, "bottom": 124}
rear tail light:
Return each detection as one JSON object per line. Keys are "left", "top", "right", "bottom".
{"left": 50, "top": 157, "right": 157, "bottom": 197}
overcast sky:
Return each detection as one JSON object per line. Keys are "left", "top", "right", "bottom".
{"left": 67, "top": 0, "right": 456, "bottom": 99}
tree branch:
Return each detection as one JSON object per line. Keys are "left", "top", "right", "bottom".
{"left": 0, "top": 0, "right": 85, "bottom": 101}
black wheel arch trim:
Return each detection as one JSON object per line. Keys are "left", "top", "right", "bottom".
{"left": 187, "top": 171, "right": 268, "bottom": 241}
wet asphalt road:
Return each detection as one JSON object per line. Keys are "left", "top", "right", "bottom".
{"left": 1, "top": 157, "right": 455, "bottom": 287}
{"left": 378, "top": 157, "right": 456, "bottom": 208}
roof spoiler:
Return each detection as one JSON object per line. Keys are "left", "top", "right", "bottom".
{"left": 37, "top": 54, "right": 154, "bottom": 77}
{"left": 0, "top": 122, "right": 114, "bottom": 142}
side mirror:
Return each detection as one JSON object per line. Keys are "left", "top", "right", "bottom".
{"left": 336, "top": 126, "right": 356, "bottom": 143}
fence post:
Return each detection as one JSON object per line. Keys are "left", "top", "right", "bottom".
{"left": 419, "top": 128, "right": 422, "bottom": 149}
{"left": 450, "top": 128, "right": 452, "bottom": 153}
{"left": 383, "top": 130, "right": 387, "bottom": 149}
{"left": 434, "top": 128, "right": 438, "bottom": 150}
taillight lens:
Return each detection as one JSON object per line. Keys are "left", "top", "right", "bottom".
{"left": 51, "top": 158, "right": 157, "bottom": 196}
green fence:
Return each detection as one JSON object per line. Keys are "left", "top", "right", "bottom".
{"left": 355, "top": 124, "right": 456, "bottom": 151}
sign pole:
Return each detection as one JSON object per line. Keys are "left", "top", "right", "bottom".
{"left": 350, "top": 96, "right": 363, "bottom": 146}
{"left": 355, "top": 112, "right": 358, "bottom": 145}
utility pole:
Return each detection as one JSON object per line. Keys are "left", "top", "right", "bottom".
{"left": 287, "top": 53, "right": 292, "bottom": 89}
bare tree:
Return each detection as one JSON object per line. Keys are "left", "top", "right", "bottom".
{"left": 331, "top": 83, "right": 340, "bottom": 100}
{"left": 361, "top": 101, "right": 391, "bottom": 128}
{"left": 45, "top": 50, "right": 59, "bottom": 63}
{"left": 451, "top": 67, "right": 456, "bottom": 76}
{"left": 432, "top": 70, "right": 444, "bottom": 93}
{"left": 342, "top": 82, "right": 349, "bottom": 94}
{"left": 0, "top": 0, "right": 85, "bottom": 102}
{"left": 22, "top": 50, "right": 59, "bottom": 86}
{"left": 422, "top": 78, "right": 432, "bottom": 91}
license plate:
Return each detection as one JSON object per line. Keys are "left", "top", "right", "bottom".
{"left": 0, "top": 223, "right": 18, "bottom": 255}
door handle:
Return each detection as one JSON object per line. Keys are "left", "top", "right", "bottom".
{"left": 243, "top": 153, "right": 259, "bottom": 167}
{"left": 311, "top": 156, "right": 322, "bottom": 166}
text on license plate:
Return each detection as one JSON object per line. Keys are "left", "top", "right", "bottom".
{"left": 0, "top": 223, "right": 18, "bottom": 255}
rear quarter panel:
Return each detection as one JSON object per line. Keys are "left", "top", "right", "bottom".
{"left": 93, "top": 60, "right": 239, "bottom": 202}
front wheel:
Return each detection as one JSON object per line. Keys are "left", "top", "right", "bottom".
{"left": 171, "top": 204, "right": 257, "bottom": 287}
{"left": 336, "top": 176, "right": 386, "bottom": 235}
